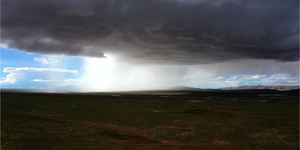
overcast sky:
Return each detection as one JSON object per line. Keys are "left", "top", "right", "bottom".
{"left": 1, "top": 0, "right": 299, "bottom": 91}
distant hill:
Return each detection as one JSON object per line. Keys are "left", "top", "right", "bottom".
{"left": 219, "top": 85, "right": 300, "bottom": 91}
{"left": 169, "top": 86, "right": 203, "bottom": 91}
{"left": 169, "top": 85, "right": 300, "bottom": 91}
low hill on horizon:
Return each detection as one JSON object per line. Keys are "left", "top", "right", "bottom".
{"left": 168, "top": 86, "right": 204, "bottom": 91}
{"left": 169, "top": 85, "right": 299, "bottom": 91}
{"left": 219, "top": 85, "right": 299, "bottom": 91}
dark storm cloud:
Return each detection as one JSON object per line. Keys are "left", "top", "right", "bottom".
{"left": 1, "top": 0, "right": 299, "bottom": 64}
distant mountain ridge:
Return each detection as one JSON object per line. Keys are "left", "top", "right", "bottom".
{"left": 219, "top": 85, "right": 300, "bottom": 91}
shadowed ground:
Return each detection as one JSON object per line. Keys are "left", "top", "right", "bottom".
{"left": 1, "top": 90, "right": 299, "bottom": 149}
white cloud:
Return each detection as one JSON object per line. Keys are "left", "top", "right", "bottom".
{"left": 220, "top": 74, "right": 299, "bottom": 87}
{"left": 31, "top": 78, "right": 79, "bottom": 88}
{"left": 224, "top": 75, "right": 255, "bottom": 86}
{"left": 32, "top": 78, "right": 78, "bottom": 82}
{"left": 215, "top": 76, "right": 224, "bottom": 80}
{"left": 34, "top": 56, "right": 60, "bottom": 65}
{"left": 0, "top": 73, "right": 17, "bottom": 85}
{"left": 262, "top": 74, "right": 299, "bottom": 85}
{"left": 1, "top": 67, "right": 78, "bottom": 86}
{"left": 225, "top": 80, "right": 239, "bottom": 86}
{"left": 248, "top": 74, "right": 266, "bottom": 80}
{"left": 224, "top": 76, "right": 242, "bottom": 86}
{"left": 3, "top": 67, "right": 78, "bottom": 74}
{"left": 64, "top": 79, "right": 79, "bottom": 82}
{"left": 32, "top": 79, "right": 58, "bottom": 82}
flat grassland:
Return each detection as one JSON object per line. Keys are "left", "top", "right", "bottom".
{"left": 1, "top": 90, "right": 299, "bottom": 149}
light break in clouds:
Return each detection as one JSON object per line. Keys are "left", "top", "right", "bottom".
{"left": 76, "top": 57, "right": 299, "bottom": 92}
{"left": 1, "top": 55, "right": 299, "bottom": 91}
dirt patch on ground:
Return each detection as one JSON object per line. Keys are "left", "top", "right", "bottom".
{"left": 250, "top": 128, "right": 289, "bottom": 144}
{"left": 153, "top": 126, "right": 195, "bottom": 130}
{"left": 212, "top": 140, "right": 230, "bottom": 145}
{"left": 93, "top": 124, "right": 237, "bottom": 149}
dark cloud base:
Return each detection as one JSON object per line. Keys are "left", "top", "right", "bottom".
{"left": 1, "top": 0, "right": 299, "bottom": 64}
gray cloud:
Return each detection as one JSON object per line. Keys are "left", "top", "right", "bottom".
{"left": 1, "top": 0, "right": 299, "bottom": 64}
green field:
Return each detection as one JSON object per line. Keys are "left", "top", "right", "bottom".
{"left": 1, "top": 90, "right": 299, "bottom": 149}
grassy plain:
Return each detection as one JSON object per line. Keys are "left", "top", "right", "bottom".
{"left": 1, "top": 90, "right": 299, "bottom": 149}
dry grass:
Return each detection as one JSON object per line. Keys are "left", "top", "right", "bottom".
{"left": 2, "top": 91, "right": 299, "bottom": 149}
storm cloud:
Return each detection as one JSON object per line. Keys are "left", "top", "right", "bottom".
{"left": 1, "top": 0, "right": 299, "bottom": 64}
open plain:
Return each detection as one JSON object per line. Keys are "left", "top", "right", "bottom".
{"left": 1, "top": 90, "right": 299, "bottom": 149}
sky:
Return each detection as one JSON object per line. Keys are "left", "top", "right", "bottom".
{"left": 1, "top": 0, "right": 299, "bottom": 92}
